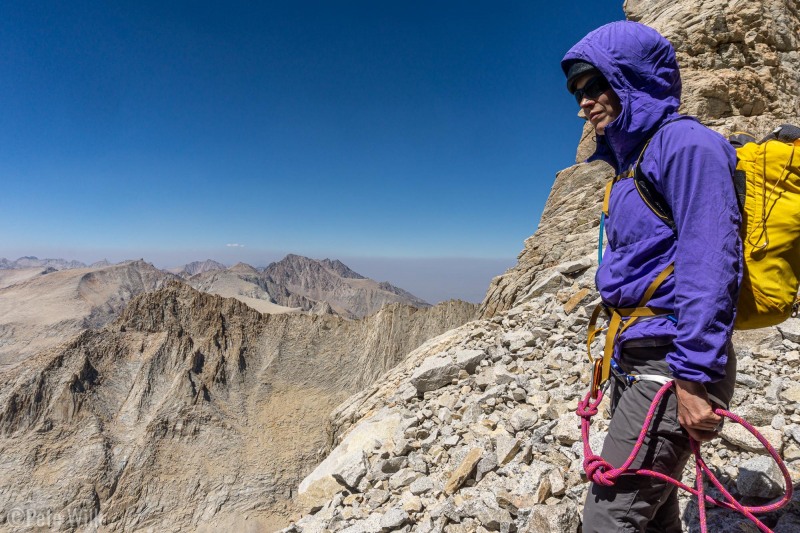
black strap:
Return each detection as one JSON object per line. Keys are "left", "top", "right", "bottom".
{"left": 631, "top": 117, "right": 695, "bottom": 234}
{"left": 760, "top": 124, "right": 800, "bottom": 144}
{"left": 633, "top": 172, "right": 677, "bottom": 233}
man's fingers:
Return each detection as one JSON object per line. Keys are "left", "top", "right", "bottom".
{"left": 679, "top": 413, "right": 720, "bottom": 428}
{"left": 686, "top": 427, "right": 717, "bottom": 442}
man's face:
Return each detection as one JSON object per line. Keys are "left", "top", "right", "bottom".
{"left": 573, "top": 72, "right": 621, "bottom": 136}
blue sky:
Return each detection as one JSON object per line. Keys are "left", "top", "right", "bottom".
{"left": 0, "top": 1, "right": 625, "bottom": 303}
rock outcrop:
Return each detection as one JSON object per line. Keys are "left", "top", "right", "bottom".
{"left": 0, "top": 282, "right": 477, "bottom": 531}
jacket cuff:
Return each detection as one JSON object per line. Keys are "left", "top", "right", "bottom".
{"left": 667, "top": 350, "right": 724, "bottom": 384}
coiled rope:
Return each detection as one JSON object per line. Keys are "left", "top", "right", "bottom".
{"left": 576, "top": 381, "right": 793, "bottom": 532}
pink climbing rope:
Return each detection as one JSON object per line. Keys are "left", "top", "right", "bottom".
{"left": 577, "top": 382, "right": 793, "bottom": 533}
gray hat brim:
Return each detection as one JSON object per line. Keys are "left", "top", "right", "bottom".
{"left": 566, "top": 61, "right": 599, "bottom": 93}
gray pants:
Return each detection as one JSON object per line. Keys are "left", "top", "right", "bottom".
{"left": 582, "top": 341, "right": 736, "bottom": 533}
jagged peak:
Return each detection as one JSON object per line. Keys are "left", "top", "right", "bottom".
{"left": 319, "top": 259, "right": 366, "bottom": 279}
{"left": 117, "top": 280, "right": 264, "bottom": 334}
{"left": 176, "top": 259, "right": 227, "bottom": 276}
{"left": 227, "top": 262, "right": 259, "bottom": 275}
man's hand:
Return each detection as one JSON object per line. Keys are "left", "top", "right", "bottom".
{"left": 673, "top": 378, "right": 722, "bottom": 442}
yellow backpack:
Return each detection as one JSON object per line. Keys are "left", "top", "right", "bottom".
{"left": 634, "top": 124, "right": 800, "bottom": 329}
{"left": 730, "top": 126, "right": 800, "bottom": 328}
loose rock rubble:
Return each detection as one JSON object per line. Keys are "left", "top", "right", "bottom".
{"left": 283, "top": 261, "right": 800, "bottom": 532}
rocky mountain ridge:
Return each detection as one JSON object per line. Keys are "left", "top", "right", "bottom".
{"left": 0, "top": 282, "right": 477, "bottom": 531}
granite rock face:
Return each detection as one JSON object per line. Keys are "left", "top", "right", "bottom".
{"left": 627, "top": 0, "right": 799, "bottom": 135}
{"left": 481, "top": 0, "right": 800, "bottom": 319}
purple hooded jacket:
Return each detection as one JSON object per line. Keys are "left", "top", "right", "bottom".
{"left": 561, "top": 22, "right": 742, "bottom": 384}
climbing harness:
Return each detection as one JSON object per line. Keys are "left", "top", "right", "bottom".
{"left": 586, "top": 262, "right": 673, "bottom": 400}
{"left": 577, "top": 380, "right": 793, "bottom": 533}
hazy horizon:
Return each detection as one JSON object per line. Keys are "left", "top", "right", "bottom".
{"left": 0, "top": 248, "right": 514, "bottom": 305}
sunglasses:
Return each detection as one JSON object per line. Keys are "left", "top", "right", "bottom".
{"left": 573, "top": 75, "right": 610, "bottom": 105}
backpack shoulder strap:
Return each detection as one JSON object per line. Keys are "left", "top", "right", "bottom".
{"left": 634, "top": 168, "right": 676, "bottom": 233}
{"left": 632, "top": 117, "right": 697, "bottom": 234}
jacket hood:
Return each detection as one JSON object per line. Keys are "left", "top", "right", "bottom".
{"left": 561, "top": 21, "right": 682, "bottom": 168}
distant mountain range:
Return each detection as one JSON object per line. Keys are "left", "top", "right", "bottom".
{"left": 0, "top": 254, "right": 442, "bottom": 369}
{"left": 0, "top": 254, "right": 432, "bottom": 320}
{"left": 0, "top": 256, "right": 106, "bottom": 270}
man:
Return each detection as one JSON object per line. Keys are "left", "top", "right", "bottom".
{"left": 561, "top": 21, "right": 742, "bottom": 532}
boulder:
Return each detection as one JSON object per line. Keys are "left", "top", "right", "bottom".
{"left": 780, "top": 382, "right": 800, "bottom": 403}
{"left": 523, "top": 501, "right": 580, "bottom": 533}
{"left": 510, "top": 407, "right": 539, "bottom": 433}
{"left": 553, "top": 413, "right": 583, "bottom": 446}
{"left": 720, "top": 423, "right": 784, "bottom": 454}
{"left": 299, "top": 409, "right": 403, "bottom": 508}
{"left": 455, "top": 349, "right": 487, "bottom": 374}
{"left": 411, "top": 355, "right": 459, "bottom": 393}
{"left": 445, "top": 448, "right": 483, "bottom": 495}
{"left": 379, "top": 509, "right": 409, "bottom": 531}
{"left": 777, "top": 319, "right": 800, "bottom": 344}
{"left": 737, "top": 456, "right": 786, "bottom": 499}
